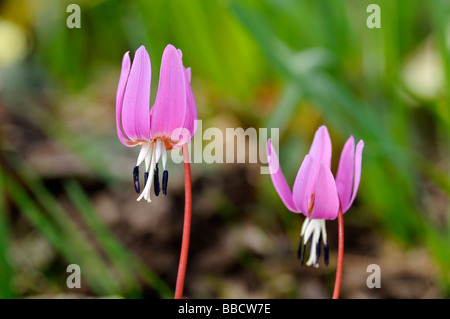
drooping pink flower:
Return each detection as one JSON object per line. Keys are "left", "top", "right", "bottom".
{"left": 267, "top": 125, "right": 364, "bottom": 267}
{"left": 116, "top": 44, "right": 197, "bottom": 202}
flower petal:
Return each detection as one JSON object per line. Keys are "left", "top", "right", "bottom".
{"left": 335, "top": 136, "right": 355, "bottom": 212}
{"left": 310, "top": 162, "right": 340, "bottom": 220}
{"left": 292, "top": 154, "right": 315, "bottom": 217}
{"left": 182, "top": 67, "right": 197, "bottom": 140}
{"left": 151, "top": 44, "right": 187, "bottom": 140}
{"left": 308, "top": 125, "right": 332, "bottom": 168}
{"left": 158, "top": 66, "right": 197, "bottom": 150}
{"left": 343, "top": 140, "right": 364, "bottom": 213}
{"left": 185, "top": 67, "right": 192, "bottom": 83}
{"left": 267, "top": 139, "right": 299, "bottom": 213}
{"left": 121, "top": 45, "right": 151, "bottom": 142}
{"left": 116, "top": 51, "right": 134, "bottom": 146}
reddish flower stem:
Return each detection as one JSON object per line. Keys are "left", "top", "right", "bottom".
{"left": 174, "top": 144, "right": 192, "bottom": 299}
{"left": 332, "top": 209, "right": 344, "bottom": 299}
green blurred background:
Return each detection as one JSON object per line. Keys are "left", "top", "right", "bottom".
{"left": 0, "top": 0, "right": 449, "bottom": 299}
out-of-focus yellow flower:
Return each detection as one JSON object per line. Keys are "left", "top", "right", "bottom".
{"left": 402, "top": 37, "right": 444, "bottom": 100}
{"left": 0, "top": 19, "right": 27, "bottom": 67}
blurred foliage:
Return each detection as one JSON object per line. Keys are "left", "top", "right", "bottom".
{"left": 0, "top": 0, "right": 449, "bottom": 298}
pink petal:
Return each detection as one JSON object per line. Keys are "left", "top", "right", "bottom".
{"left": 267, "top": 139, "right": 299, "bottom": 213}
{"left": 151, "top": 44, "right": 187, "bottom": 140}
{"left": 292, "top": 154, "right": 315, "bottom": 217}
{"left": 185, "top": 67, "right": 192, "bottom": 83}
{"left": 182, "top": 67, "right": 197, "bottom": 139}
{"left": 310, "top": 162, "right": 340, "bottom": 220}
{"left": 335, "top": 136, "right": 355, "bottom": 212}
{"left": 343, "top": 140, "right": 364, "bottom": 213}
{"left": 121, "top": 46, "right": 151, "bottom": 142}
{"left": 116, "top": 51, "right": 133, "bottom": 146}
{"left": 308, "top": 125, "right": 332, "bottom": 168}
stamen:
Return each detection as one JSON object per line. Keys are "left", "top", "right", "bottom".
{"left": 304, "top": 237, "right": 312, "bottom": 266}
{"left": 300, "top": 242, "right": 307, "bottom": 266}
{"left": 144, "top": 143, "right": 152, "bottom": 172}
{"left": 162, "top": 170, "right": 169, "bottom": 196}
{"left": 154, "top": 163, "right": 160, "bottom": 196}
{"left": 320, "top": 219, "right": 327, "bottom": 245}
{"left": 300, "top": 217, "right": 310, "bottom": 236}
{"left": 315, "top": 240, "right": 321, "bottom": 268}
{"left": 299, "top": 218, "right": 310, "bottom": 266}
{"left": 306, "top": 233, "right": 318, "bottom": 267}
{"left": 133, "top": 166, "right": 140, "bottom": 193}
{"left": 155, "top": 140, "right": 162, "bottom": 163}
{"left": 137, "top": 142, "right": 156, "bottom": 203}
{"left": 303, "top": 219, "right": 316, "bottom": 245}
{"left": 297, "top": 236, "right": 303, "bottom": 260}
{"left": 298, "top": 218, "right": 328, "bottom": 267}
{"left": 324, "top": 244, "right": 329, "bottom": 266}
{"left": 316, "top": 234, "right": 322, "bottom": 261}
{"left": 320, "top": 219, "right": 328, "bottom": 267}
{"left": 136, "top": 142, "right": 151, "bottom": 166}
{"left": 143, "top": 142, "right": 152, "bottom": 187}
{"left": 161, "top": 142, "right": 167, "bottom": 170}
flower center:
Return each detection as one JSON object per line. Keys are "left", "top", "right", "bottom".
{"left": 297, "top": 217, "right": 329, "bottom": 268}
{"left": 132, "top": 139, "right": 169, "bottom": 203}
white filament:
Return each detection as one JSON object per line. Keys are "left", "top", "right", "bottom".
{"left": 136, "top": 142, "right": 151, "bottom": 166}
{"left": 144, "top": 143, "right": 152, "bottom": 172}
{"left": 300, "top": 218, "right": 327, "bottom": 268}
{"left": 154, "top": 140, "right": 162, "bottom": 164}
{"left": 136, "top": 140, "right": 168, "bottom": 203}
{"left": 161, "top": 143, "right": 167, "bottom": 170}
{"left": 137, "top": 142, "right": 156, "bottom": 203}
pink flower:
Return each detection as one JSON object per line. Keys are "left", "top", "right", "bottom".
{"left": 267, "top": 126, "right": 364, "bottom": 267}
{"left": 116, "top": 45, "right": 197, "bottom": 202}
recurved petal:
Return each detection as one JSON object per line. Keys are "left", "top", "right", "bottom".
{"left": 308, "top": 125, "right": 332, "bottom": 168}
{"left": 267, "top": 139, "right": 299, "bottom": 213}
{"left": 292, "top": 154, "right": 315, "bottom": 217}
{"left": 343, "top": 140, "right": 364, "bottom": 213}
{"left": 116, "top": 51, "right": 133, "bottom": 146}
{"left": 121, "top": 45, "right": 151, "bottom": 142}
{"left": 310, "top": 162, "right": 340, "bottom": 220}
{"left": 151, "top": 44, "right": 187, "bottom": 139}
{"left": 335, "top": 136, "right": 355, "bottom": 212}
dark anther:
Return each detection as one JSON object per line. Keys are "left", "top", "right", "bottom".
{"left": 316, "top": 235, "right": 322, "bottom": 261}
{"left": 297, "top": 236, "right": 303, "bottom": 260}
{"left": 162, "top": 170, "right": 169, "bottom": 196}
{"left": 144, "top": 172, "right": 149, "bottom": 186}
{"left": 300, "top": 237, "right": 311, "bottom": 266}
{"left": 133, "top": 166, "right": 140, "bottom": 193}
{"left": 300, "top": 243, "right": 307, "bottom": 266}
{"left": 314, "top": 240, "right": 321, "bottom": 267}
{"left": 324, "top": 244, "right": 329, "bottom": 266}
{"left": 154, "top": 164, "right": 160, "bottom": 196}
